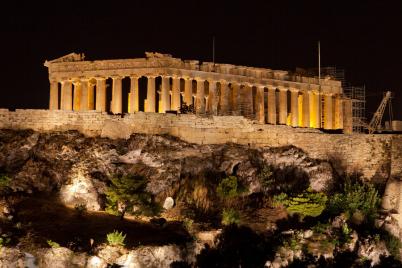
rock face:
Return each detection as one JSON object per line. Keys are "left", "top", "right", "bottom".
{"left": 0, "top": 130, "right": 336, "bottom": 208}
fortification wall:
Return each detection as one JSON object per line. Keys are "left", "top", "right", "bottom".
{"left": 0, "top": 109, "right": 401, "bottom": 181}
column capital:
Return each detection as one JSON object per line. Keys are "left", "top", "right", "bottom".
{"left": 95, "top": 76, "right": 106, "bottom": 81}
{"left": 277, "top": 85, "right": 288, "bottom": 91}
{"left": 267, "top": 84, "right": 277, "bottom": 90}
{"left": 256, "top": 84, "right": 265, "bottom": 89}
{"left": 183, "top": 76, "right": 193, "bottom": 81}
{"left": 147, "top": 75, "right": 157, "bottom": 79}
{"left": 110, "top": 75, "right": 122, "bottom": 80}
{"left": 289, "top": 88, "right": 300, "bottom": 93}
{"left": 129, "top": 74, "right": 140, "bottom": 79}
{"left": 243, "top": 82, "right": 254, "bottom": 87}
{"left": 194, "top": 77, "right": 205, "bottom": 82}
{"left": 160, "top": 74, "right": 170, "bottom": 79}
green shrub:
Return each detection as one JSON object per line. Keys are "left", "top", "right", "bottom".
{"left": 327, "top": 179, "right": 380, "bottom": 222}
{"left": 221, "top": 208, "right": 241, "bottom": 226}
{"left": 106, "top": 230, "right": 126, "bottom": 246}
{"left": 47, "top": 240, "right": 60, "bottom": 248}
{"left": 216, "top": 176, "right": 245, "bottom": 199}
{"left": 273, "top": 188, "right": 327, "bottom": 219}
{"left": 105, "top": 174, "right": 158, "bottom": 217}
{"left": 0, "top": 174, "right": 11, "bottom": 192}
{"left": 257, "top": 165, "right": 274, "bottom": 190}
{"left": 383, "top": 233, "right": 402, "bottom": 259}
{"left": 0, "top": 234, "right": 10, "bottom": 247}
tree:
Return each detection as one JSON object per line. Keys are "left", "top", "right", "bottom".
{"left": 105, "top": 174, "right": 154, "bottom": 218}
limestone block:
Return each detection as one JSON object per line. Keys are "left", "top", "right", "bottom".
{"left": 101, "top": 119, "right": 132, "bottom": 139}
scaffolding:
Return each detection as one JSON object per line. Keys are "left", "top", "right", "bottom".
{"left": 298, "top": 66, "right": 366, "bottom": 133}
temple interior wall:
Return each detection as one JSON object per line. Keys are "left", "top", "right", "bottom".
{"left": 0, "top": 108, "right": 401, "bottom": 181}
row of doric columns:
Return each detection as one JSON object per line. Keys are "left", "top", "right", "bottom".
{"left": 49, "top": 75, "right": 343, "bottom": 129}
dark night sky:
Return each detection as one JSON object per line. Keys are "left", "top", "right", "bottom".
{"left": 1, "top": 1, "right": 401, "bottom": 120}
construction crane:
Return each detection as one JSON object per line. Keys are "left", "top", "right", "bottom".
{"left": 367, "top": 91, "right": 392, "bottom": 134}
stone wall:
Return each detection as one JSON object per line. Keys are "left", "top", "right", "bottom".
{"left": 0, "top": 109, "right": 401, "bottom": 181}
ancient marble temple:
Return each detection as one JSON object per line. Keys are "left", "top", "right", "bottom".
{"left": 44, "top": 52, "right": 351, "bottom": 130}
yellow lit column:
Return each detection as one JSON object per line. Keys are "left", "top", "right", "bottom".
{"left": 79, "top": 79, "right": 89, "bottom": 111}
{"left": 184, "top": 77, "right": 193, "bottom": 106}
{"left": 195, "top": 77, "right": 205, "bottom": 114}
{"left": 334, "top": 95, "right": 343, "bottom": 129}
{"left": 208, "top": 79, "right": 218, "bottom": 115}
{"left": 171, "top": 76, "right": 181, "bottom": 111}
{"left": 278, "top": 86, "right": 288, "bottom": 125}
{"left": 128, "top": 75, "right": 139, "bottom": 113}
{"left": 232, "top": 83, "right": 240, "bottom": 115}
{"left": 61, "top": 80, "right": 72, "bottom": 110}
{"left": 290, "top": 89, "right": 299, "bottom": 127}
{"left": 301, "top": 90, "right": 310, "bottom": 127}
{"left": 96, "top": 77, "right": 106, "bottom": 112}
{"left": 256, "top": 85, "right": 265, "bottom": 123}
{"left": 111, "top": 76, "right": 122, "bottom": 114}
{"left": 219, "top": 80, "right": 230, "bottom": 115}
{"left": 49, "top": 80, "right": 59, "bottom": 110}
{"left": 73, "top": 80, "right": 81, "bottom": 111}
{"left": 267, "top": 85, "right": 277, "bottom": 124}
{"left": 145, "top": 76, "right": 156, "bottom": 112}
{"left": 324, "top": 93, "right": 333, "bottom": 129}
{"left": 161, "top": 75, "right": 171, "bottom": 113}
{"left": 88, "top": 80, "right": 95, "bottom": 110}
{"left": 309, "top": 90, "right": 320, "bottom": 128}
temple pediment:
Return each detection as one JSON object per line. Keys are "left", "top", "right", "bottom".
{"left": 44, "top": 53, "right": 85, "bottom": 66}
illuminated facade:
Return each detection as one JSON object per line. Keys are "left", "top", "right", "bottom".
{"left": 44, "top": 52, "right": 352, "bottom": 131}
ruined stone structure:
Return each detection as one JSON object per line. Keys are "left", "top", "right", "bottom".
{"left": 44, "top": 52, "right": 352, "bottom": 132}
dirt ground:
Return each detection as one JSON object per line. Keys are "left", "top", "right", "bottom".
{"left": 12, "top": 195, "right": 191, "bottom": 252}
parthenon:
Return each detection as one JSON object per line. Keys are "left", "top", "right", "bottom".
{"left": 44, "top": 52, "right": 352, "bottom": 131}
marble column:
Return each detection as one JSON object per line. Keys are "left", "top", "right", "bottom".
{"left": 96, "top": 77, "right": 106, "bottom": 112}
{"left": 161, "top": 76, "right": 171, "bottom": 113}
{"left": 184, "top": 77, "right": 193, "bottom": 107}
{"left": 171, "top": 76, "right": 181, "bottom": 111}
{"left": 146, "top": 76, "right": 156, "bottom": 112}
{"left": 73, "top": 81, "right": 81, "bottom": 111}
{"left": 111, "top": 76, "right": 122, "bottom": 114}
{"left": 128, "top": 75, "right": 139, "bottom": 113}
{"left": 324, "top": 94, "right": 333, "bottom": 129}
{"left": 267, "top": 85, "right": 277, "bottom": 124}
{"left": 309, "top": 90, "right": 320, "bottom": 128}
{"left": 88, "top": 80, "right": 95, "bottom": 110}
{"left": 49, "top": 80, "right": 59, "bottom": 110}
{"left": 301, "top": 90, "right": 310, "bottom": 128}
{"left": 290, "top": 89, "right": 299, "bottom": 127}
{"left": 278, "top": 86, "right": 288, "bottom": 125}
{"left": 219, "top": 80, "right": 230, "bottom": 115}
{"left": 334, "top": 95, "right": 343, "bottom": 129}
{"left": 232, "top": 83, "right": 240, "bottom": 115}
{"left": 256, "top": 85, "right": 265, "bottom": 123}
{"left": 61, "top": 80, "right": 72, "bottom": 111}
{"left": 79, "top": 79, "right": 89, "bottom": 111}
{"left": 208, "top": 80, "right": 218, "bottom": 115}
{"left": 195, "top": 78, "right": 205, "bottom": 114}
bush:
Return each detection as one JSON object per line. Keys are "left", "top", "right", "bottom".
{"left": 47, "top": 240, "right": 60, "bottom": 248}
{"left": 383, "top": 233, "right": 402, "bottom": 259}
{"left": 0, "top": 174, "right": 11, "bottom": 193}
{"left": 273, "top": 188, "right": 327, "bottom": 220}
{"left": 217, "top": 176, "right": 245, "bottom": 199}
{"left": 105, "top": 174, "right": 159, "bottom": 217}
{"left": 106, "top": 230, "right": 126, "bottom": 246}
{"left": 221, "top": 208, "right": 241, "bottom": 226}
{"left": 327, "top": 178, "right": 380, "bottom": 223}
{"left": 257, "top": 165, "right": 274, "bottom": 191}
{"left": 0, "top": 234, "right": 11, "bottom": 247}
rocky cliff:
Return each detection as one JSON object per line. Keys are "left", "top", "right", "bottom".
{"left": 0, "top": 129, "right": 400, "bottom": 267}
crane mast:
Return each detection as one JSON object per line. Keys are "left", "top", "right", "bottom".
{"left": 367, "top": 91, "right": 392, "bottom": 134}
